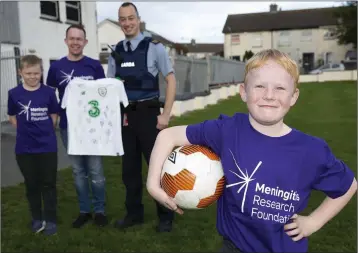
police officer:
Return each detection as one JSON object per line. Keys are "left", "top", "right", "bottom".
{"left": 107, "top": 2, "right": 177, "bottom": 232}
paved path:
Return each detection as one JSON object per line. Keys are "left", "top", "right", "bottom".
{"left": 1, "top": 122, "right": 71, "bottom": 187}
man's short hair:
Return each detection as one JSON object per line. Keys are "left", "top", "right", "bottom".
{"left": 120, "top": 2, "right": 139, "bottom": 17}
{"left": 66, "top": 24, "right": 86, "bottom": 38}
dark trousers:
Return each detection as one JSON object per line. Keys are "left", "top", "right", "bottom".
{"left": 16, "top": 152, "right": 58, "bottom": 223}
{"left": 121, "top": 100, "right": 174, "bottom": 222}
{"left": 219, "top": 238, "right": 242, "bottom": 252}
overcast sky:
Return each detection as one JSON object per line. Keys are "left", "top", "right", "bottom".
{"left": 96, "top": 1, "right": 342, "bottom": 44}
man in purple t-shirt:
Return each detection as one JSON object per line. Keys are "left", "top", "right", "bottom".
{"left": 146, "top": 49, "right": 357, "bottom": 252}
{"left": 46, "top": 24, "right": 108, "bottom": 228}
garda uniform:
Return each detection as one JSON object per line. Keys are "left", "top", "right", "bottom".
{"left": 107, "top": 32, "right": 174, "bottom": 226}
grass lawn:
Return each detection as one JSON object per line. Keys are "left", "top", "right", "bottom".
{"left": 2, "top": 81, "right": 357, "bottom": 252}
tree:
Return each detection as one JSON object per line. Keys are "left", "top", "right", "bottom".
{"left": 333, "top": 1, "right": 357, "bottom": 49}
{"left": 243, "top": 50, "right": 254, "bottom": 62}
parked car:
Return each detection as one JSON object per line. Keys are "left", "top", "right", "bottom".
{"left": 309, "top": 63, "right": 345, "bottom": 74}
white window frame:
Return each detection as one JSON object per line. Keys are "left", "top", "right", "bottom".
{"left": 231, "top": 34, "right": 240, "bottom": 45}
{"left": 252, "top": 33, "right": 262, "bottom": 48}
{"left": 278, "top": 31, "right": 291, "bottom": 47}
{"left": 301, "top": 30, "right": 312, "bottom": 42}
{"left": 66, "top": 1, "right": 81, "bottom": 24}
{"left": 40, "top": 1, "right": 60, "bottom": 21}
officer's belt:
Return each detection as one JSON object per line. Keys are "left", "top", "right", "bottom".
{"left": 126, "top": 97, "right": 164, "bottom": 110}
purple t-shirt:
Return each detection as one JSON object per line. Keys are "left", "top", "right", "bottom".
{"left": 46, "top": 56, "right": 105, "bottom": 129}
{"left": 186, "top": 112, "right": 354, "bottom": 252}
{"left": 7, "top": 84, "right": 60, "bottom": 154}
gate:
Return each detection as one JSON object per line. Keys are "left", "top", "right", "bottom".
{"left": 1, "top": 47, "right": 27, "bottom": 122}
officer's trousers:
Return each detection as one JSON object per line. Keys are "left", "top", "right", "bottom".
{"left": 120, "top": 99, "right": 174, "bottom": 222}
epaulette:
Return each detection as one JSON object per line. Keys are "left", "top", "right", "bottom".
{"left": 150, "top": 39, "right": 161, "bottom": 45}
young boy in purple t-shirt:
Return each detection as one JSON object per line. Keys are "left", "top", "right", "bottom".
{"left": 7, "top": 55, "right": 60, "bottom": 235}
{"left": 146, "top": 49, "right": 357, "bottom": 252}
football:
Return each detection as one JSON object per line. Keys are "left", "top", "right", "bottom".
{"left": 160, "top": 145, "right": 226, "bottom": 209}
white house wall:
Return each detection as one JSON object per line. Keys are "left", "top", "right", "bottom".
{"left": 225, "top": 27, "right": 353, "bottom": 65}
{"left": 17, "top": 1, "right": 99, "bottom": 82}
{"left": 98, "top": 21, "right": 125, "bottom": 51}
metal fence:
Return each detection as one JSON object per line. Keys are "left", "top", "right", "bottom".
{"left": 0, "top": 47, "right": 27, "bottom": 122}
{"left": 159, "top": 55, "right": 245, "bottom": 101}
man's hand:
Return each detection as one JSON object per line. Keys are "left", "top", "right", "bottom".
{"left": 157, "top": 113, "right": 170, "bottom": 130}
{"left": 284, "top": 214, "right": 320, "bottom": 241}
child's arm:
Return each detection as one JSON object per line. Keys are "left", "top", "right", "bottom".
{"left": 309, "top": 179, "right": 356, "bottom": 226}
{"left": 285, "top": 142, "right": 357, "bottom": 241}
{"left": 7, "top": 91, "right": 17, "bottom": 128}
{"left": 8, "top": 116, "right": 17, "bottom": 127}
{"left": 285, "top": 179, "right": 357, "bottom": 241}
{"left": 147, "top": 115, "right": 227, "bottom": 214}
{"left": 146, "top": 126, "right": 190, "bottom": 214}
{"left": 50, "top": 114, "right": 58, "bottom": 128}
{"left": 48, "top": 88, "right": 60, "bottom": 129}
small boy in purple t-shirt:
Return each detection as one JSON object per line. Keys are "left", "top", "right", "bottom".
{"left": 146, "top": 49, "right": 357, "bottom": 252}
{"left": 7, "top": 55, "right": 60, "bottom": 235}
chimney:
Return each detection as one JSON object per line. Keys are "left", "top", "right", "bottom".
{"left": 269, "top": 3, "right": 278, "bottom": 12}
{"left": 140, "top": 22, "right": 146, "bottom": 32}
{"left": 191, "top": 39, "right": 196, "bottom": 46}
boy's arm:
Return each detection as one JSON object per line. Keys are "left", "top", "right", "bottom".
{"left": 146, "top": 126, "right": 191, "bottom": 213}
{"left": 309, "top": 179, "right": 356, "bottom": 230}
{"left": 9, "top": 116, "right": 17, "bottom": 127}
{"left": 146, "top": 115, "right": 227, "bottom": 213}
{"left": 48, "top": 88, "right": 60, "bottom": 128}
{"left": 50, "top": 114, "right": 58, "bottom": 128}
{"left": 7, "top": 91, "right": 17, "bottom": 128}
{"left": 285, "top": 142, "right": 357, "bottom": 241}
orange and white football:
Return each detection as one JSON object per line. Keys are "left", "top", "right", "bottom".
{"left": 160, "top": 145, "right": 225, "bottom": 210}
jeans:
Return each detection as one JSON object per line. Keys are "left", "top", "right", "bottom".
{"left": 16, "top": 152, "right": 58, "bottom": 222}
{"left": 60, "top": 128, "right": 106, "bottom": 214}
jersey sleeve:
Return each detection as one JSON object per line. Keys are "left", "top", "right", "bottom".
{"left": 154, "top": 43, "right": 174, "bottom": 77}
{"left": 61, "top": 83, "right": 71, "bottom": 109}
{"left": 7, "top": 90, "right": 17, "bottom": 116}
{"left": 311, "top": 141, "right": 355, "bottom": 199}
{"left": 185, "top": 114, "right": 229, "bottom": 156}
{"left": 117, "top": 79, "right": 128, "bottom": 107}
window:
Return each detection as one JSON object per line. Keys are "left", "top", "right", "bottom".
{"left": 252, "top": 33, "right": 262, "bottom": 47}
{"left": 101, "top": 43, "right": 108, "bottom": 52}
{"left": 66, "top": 1, "right": 81, "bottom": 24}
{"left": 40, "top": 1, "right": 60, "bottom": 21}
{"left": 278, "top": 31, "right": 291, "bottom": 46}
{"left": 231, "top": 34, "right": 240, "bottom": 45}
{"left": 301, "top": 30, "right": 312, "bottom": 42}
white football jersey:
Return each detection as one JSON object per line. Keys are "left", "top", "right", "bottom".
{"left": 61, "top": 78, "right": 128, "bottom": 156}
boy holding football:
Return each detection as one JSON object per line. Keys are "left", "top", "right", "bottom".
{"left": 7, "top": 55, "right": 60, "bottom": 235}
{"left": 146, "top": 49, "right": 357, "bottom": 252}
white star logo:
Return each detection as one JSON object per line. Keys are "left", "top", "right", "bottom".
{"left": 226, "top": 149, "right": 262, "bottom": 213}
{"left": 59, "top": 69, "right": 74, "bottom": 85}
{"left": 18, "top": 100, "right": 32, "bottom": 121}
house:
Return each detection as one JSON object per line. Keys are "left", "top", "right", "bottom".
{"left": 97, "top": 19, "right": 178, "bottom": 64}
{"left": 222, "top": 4, "right": 355, "bottom": 72}
{"left": 179, "top": 39, "right": 223, "bottom": 59}
{"left": 1, "top": 1, "right": 99, "bottom": 80}
{"left": 0, "top": 1, "right": 99, "bottom": 122}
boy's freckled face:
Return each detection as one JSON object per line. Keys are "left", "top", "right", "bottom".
{"left": 20, "top": 64, "right": 42, "bottom": 87}
{"left": 240, "top": 60, "right": 299, "bottom": 125}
